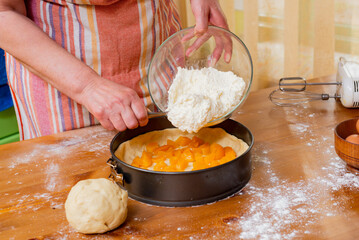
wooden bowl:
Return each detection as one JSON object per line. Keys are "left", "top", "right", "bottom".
{"left": 334, "top": 118, "right": 359, "bottom": 169}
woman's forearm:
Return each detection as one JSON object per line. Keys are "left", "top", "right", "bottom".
{"left": 0, "top": 1, "right": 149, "bottom": 131}
{"left": 0, "top": 6, "right": 99, "bottom": 105}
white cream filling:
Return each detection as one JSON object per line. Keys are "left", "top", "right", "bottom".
{"left": 166, "top": 67, "right": 245, "bottom": 133}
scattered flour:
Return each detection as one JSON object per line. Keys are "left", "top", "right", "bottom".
{"left": 232, "top": 106, "right": 359, "bottom": 240}
{"left": 8, "top": 192, "right": 63, "bottom": 215}
{"left": 45, "top": 162, "right": 60, "bottom": 192}
{"left": 289, "top": 123, "right": 309, "bottom": 133}
{"left": 3, "top": 126, "right": 114, "bottom": 237}
{"left": 7, "top": 127, "right": 112, "bottom": 169}
{"left": 167, "top": 67, "right": 245, "bottom": 133}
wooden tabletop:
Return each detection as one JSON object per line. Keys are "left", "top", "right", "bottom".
{"left": 1, "top": 75, "right": 359, "bottom": 240}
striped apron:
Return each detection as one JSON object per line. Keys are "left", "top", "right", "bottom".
{"left": 5, "top": 0, "right": 181, "bottom": 140}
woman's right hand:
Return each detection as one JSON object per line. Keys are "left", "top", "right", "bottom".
{"left": 80, "top": 76, "right": 148, "bottom": 132}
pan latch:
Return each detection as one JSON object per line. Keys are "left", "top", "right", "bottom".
{"left": 106, "top": 158, "right": 124, "bottom": 186}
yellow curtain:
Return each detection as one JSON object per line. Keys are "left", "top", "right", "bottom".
{"left": 173, "top": 0, "right": 359, "bottom": 90}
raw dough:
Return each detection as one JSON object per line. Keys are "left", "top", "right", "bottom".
{"left": 65, "top": 178, "right": 128, "bottom": 234}
{"left": 115, "top": 127, "right": 249, "bottom": 170}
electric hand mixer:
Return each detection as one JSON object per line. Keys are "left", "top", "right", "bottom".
{"left": 269, "top": 57, "right": 359, "bottom": 108}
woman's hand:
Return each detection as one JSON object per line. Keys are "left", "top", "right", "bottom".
{"left": 185, "top": 0, "right": 232, "bottom": 66}
{"left": 190, "top": 0, "right": 229, "bottom": 35}
{"left": 80, "top": 77, "right": 148, "bottom": 132}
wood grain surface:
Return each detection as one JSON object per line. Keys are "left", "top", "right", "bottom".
{"left": 1, "top": 75, "right": 359, "bottom": 240}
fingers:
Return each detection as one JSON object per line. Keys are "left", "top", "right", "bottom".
{"left": 184, "top": 30, "right": 232, "bottom": 66}
{"left": 131, "top": 100, "right": 148, "bottom": 127}
{"left": 207, "top": 1, "right": 231, "bottom": 64}
{"left": 185, "top": 32, "right": 211, "bottom": 57}
{"left": 183, "top": 0, "right": 233, "bottom": 64}
{"left": 106, "top": 106, "right": 144, "bottom": 132}
{"left": 117, "top": 105, "right": 139, "bottom": 130}
{"left": 108, "top": 112, "right": 127, "bottom": 132}
{"left": 98, "top": 118, "right": 115, "bottom": 131}
{"left": 219, "top": 31, "right": 233, "bottom": 63}
{"left": 223, "top": 34, "right": 233, "bottom": 63}
{"left": 96, "top": 94, "right": 147, "bottom": 132}
{"left": 108, "top": 98, "right": 148, "bottom": 132}
{"left": 82, "top": 78, "right": 148, "bottom": 132}
{"left": 208, "top": 49, "right": 222, "bottom": 67}
{"left": 208, "top": 34, "right": 224, "bottom": 66}
{"left": 181, "top": 31, "right": 195, "bottom": 42}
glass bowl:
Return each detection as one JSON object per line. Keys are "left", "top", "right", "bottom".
{"left": 147, "top": 26, "right": 253, "bottom": 126}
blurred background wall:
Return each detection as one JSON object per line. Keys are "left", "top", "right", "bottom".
{"left": 174, "top": 0, "right": 359, "bottom": 90}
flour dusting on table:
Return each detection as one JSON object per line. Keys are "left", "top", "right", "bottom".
{"left": 232, "top": 106, "right": 359, "bottom": 240}
{"left": 4, "top": 107, "right": 359, "bottom": 239}
{"left": 183, "top": 107, "right": 359, "bottom": 240}
{"left": 3, "top": 126, "right": 115, "bottom": 226}
{"left": 7, "top": 127, "right": 113, "bottom": 169}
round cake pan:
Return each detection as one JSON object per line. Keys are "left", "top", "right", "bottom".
{"left": 108, "top": 116, "right": 253, "bottom": 207}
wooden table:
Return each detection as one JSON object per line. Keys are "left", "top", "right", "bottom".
{"left": 1, "top": 75, "right": 359, "bottom": 240}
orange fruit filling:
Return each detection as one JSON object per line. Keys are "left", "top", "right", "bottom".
{"left": 131, "top": 136, "right": 237, "bottom": 172}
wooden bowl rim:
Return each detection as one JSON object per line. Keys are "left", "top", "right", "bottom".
{"left": 334, "top": 118, "right": 359, "bottom": 145}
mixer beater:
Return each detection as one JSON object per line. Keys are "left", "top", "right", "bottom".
{"left": 269, "top": 57, "right": 359, "bottom": 108}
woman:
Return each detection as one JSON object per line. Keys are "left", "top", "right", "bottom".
{"left": 0, "top": 0, "right": 228, "bottom": 140}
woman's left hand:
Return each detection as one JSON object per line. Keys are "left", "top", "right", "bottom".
{"left": 186, "top": 0, "right": 232, "bottom": 65}
{"left": 190, "top": 0, "right": 229, "bottom": 35}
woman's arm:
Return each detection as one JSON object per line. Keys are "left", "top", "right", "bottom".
{"left": 0, "top": 0, "right": 148, "bottom": 131}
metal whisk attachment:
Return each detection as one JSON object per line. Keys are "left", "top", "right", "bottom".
{"left": 269, "top": 77, "right": 341, "bottom": 107}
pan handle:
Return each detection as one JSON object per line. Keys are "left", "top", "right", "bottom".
{"left": 106, "top": 158, "right": 124, "bottom": 187}
{"left": 147, "top": 108, "right": 167, "bottom": 119}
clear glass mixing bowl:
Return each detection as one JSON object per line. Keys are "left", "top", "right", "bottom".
{"left": 147, "top": 26, "right": 253, "bottom": 126}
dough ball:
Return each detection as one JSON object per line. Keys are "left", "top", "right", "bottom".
{"left": 65, "top": 178, "right": 128, "bottom": 234}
